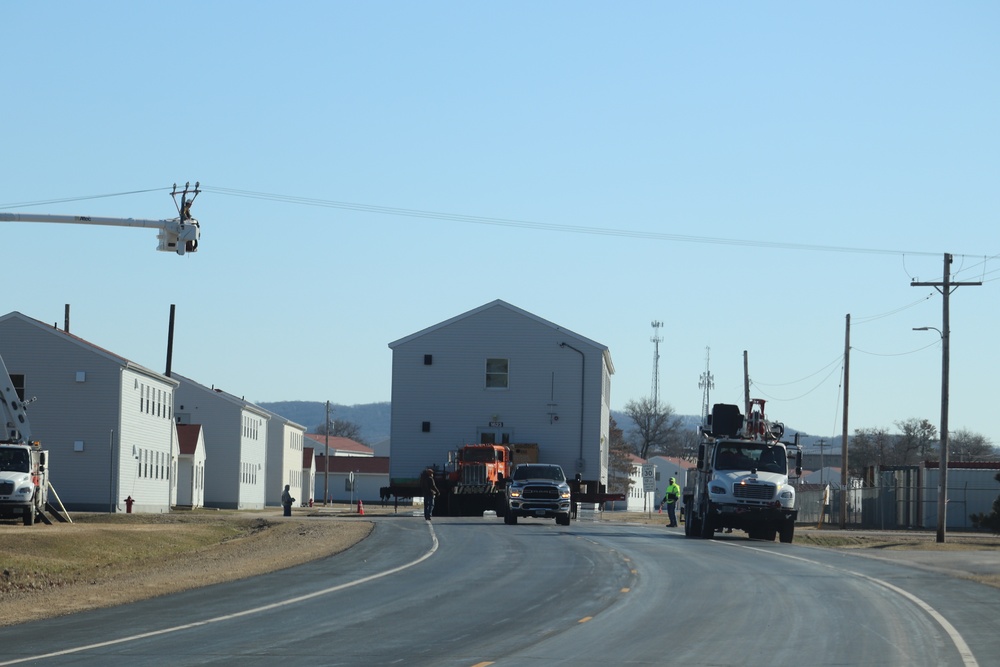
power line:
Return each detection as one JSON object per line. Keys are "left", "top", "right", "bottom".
{"left": 0, "top": 188, "right": 168, "bottom": 210}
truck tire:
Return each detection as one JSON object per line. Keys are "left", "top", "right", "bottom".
{"left": 504, "top": 511, "right": 518, "bottom": 525}
{"left": 683, "top": 506, "right": 696, "bottom": 537}
{"left": 778, "top": 520, "right": 795, "bottom": 543}
{"left": 699, "top": 509, "right": 714, "bottom": 539}
{"left": 762, "top": 527, "right": 777, "bottom": 542}
{"left": 556, "top": 513, "right": 571, "bottom": 526}
{"left": 23, "top": 505, "right": 35, "bottom": 526}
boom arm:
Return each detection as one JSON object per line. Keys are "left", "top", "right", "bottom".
{"left": 0, "top": 182, "right": 201, "bottom": 255}
{"left": 0, "top": 354, "right": 33, "bottom": 444}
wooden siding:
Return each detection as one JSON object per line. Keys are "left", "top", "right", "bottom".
{"left": 389, "top": 302, "right": 611, "bottom": 484}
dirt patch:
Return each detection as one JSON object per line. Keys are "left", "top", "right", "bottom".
{"left": 0, "top": 511, "right": 372, "bottom": 627}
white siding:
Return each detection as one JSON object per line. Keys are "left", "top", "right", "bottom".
{"left": 265, "top": 418, "right": 306, "bottom": 507}
{"left": 388, "top": 301, "right": 612, "bottom": 485}
{"left": 174, "top": 374, "right": 269, "bottom": 510}
{"left": 0, "top": 313, "right": 177, "bottom": 513}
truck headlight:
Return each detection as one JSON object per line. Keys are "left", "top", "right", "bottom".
{"left": 509, "top": 489, "right": 522, "bottom": 498}
{"left": 779, "top": 490, "right": 794, "bottom": 499}
{"left": 16, "top": 486, "right": 33, "bottom": 495}
{"left": 709, "top": 484, "right": 726, "bottom": 495}
{"left": 560, "top": 491, "right": 571, "bottom": 499}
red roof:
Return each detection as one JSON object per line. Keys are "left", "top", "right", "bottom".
{"left": 176, "top": 424, "right": 202, "bottom": 455}
{"left": 304, "top": 433, "right": 374, "bottom": 455}
{"left": 302, "top": 447, "right": 315, "bottom": 468}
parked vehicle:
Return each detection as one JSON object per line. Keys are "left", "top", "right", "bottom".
{"left": 683, "top": 400, "right": 800, "bottom": 542}
{"left": 0, "top": 354, "right": 49, "bottom": 525}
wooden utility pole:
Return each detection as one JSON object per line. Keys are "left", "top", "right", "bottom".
{"left": 911, "top": 253, "right": 980, "bottom": 543}
{"left": 840, "top": 314, "right": 850, "bottom": 529}
{"left": 324, "top": 400, "right": 331, "bottom": 506}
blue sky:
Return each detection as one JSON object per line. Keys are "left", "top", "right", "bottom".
{"left": 3, "top": 2, "right": 998, "bottom": 444}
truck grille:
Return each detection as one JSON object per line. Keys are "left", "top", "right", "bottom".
{"left": 733, "top": 482, "right": 776, "bottom": 501}
{"left": 0, "top": 482, "right": 12, "bottom": 495}
{"left": 522, "top": 485, "right": 560, "bottom": 500}
{"left": 461, "top": 464, "right": 488, "bottom": 486}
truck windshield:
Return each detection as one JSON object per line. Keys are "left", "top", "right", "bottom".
{"left": 463, "top": 448, "right": 497, "bottom": 463}
{"left": 513, "top": 465, "right": 565, "bottom": 482}
{"left": 715, "top": 444, "right": 786, "bottom": 473}
{"left": 0, "top": 448, "right": 30, "bottom": 473}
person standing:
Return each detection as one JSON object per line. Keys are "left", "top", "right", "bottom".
{"left": 281, "top": 484, "right": 295, "bottom": 517}
{"left": 420, "top": 467, "right": 439, "bottom": 521}
{"left": 662, "top": 477, "right": 681, "bottom": 527}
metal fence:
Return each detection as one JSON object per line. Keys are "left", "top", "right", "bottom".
{"left": 797, "top": 475, "right": 999, "bottom": 531}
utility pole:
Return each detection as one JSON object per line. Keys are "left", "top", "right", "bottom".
{"left": 911, "top": 253, "right": 981, "bottom": 543}
{"left": 699, "top": 346, "right": 714, "bottom": 420}
{"left": 742, "top": 351, "right": 751, "bottom": 417}
{"left": 324, "top": 400, "right": 330, "bottom": 507}
{"left": 840, "top": 314, "right": 850, "bottom": 529}
{"left": 650, "top": 321, "right": 663, "bottom": 411}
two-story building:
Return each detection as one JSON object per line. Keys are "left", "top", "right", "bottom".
{"left": 387, "top": 300, "right": 614, "bottom": 486}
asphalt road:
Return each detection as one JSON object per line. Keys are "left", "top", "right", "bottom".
{"left": 0, "top": 516, "right": 996, "bottom": 666}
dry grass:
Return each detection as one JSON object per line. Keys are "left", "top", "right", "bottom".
{"left": 0, "top": 510, "right": 372, "bottom": 626}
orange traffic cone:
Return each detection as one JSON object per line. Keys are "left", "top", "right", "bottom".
{"left": 357, "top": 499, "right": 364, "bottom": 515}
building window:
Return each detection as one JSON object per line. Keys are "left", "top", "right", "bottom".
{"left": 485, "top": 358, "right": 509, "bottom": 389}
{"left": 422, "top": 421, "right": 431, "bottom": 433}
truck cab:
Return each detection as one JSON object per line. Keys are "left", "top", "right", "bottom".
{"left": 684, "top": 401, "right": 799, "bottom": 542}
{"left": 504, "top": 463, "right": 572, "bottom": 526}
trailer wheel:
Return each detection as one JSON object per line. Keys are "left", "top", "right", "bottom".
{"left": 778, "top": 520, "right": 795, "bottom": 543}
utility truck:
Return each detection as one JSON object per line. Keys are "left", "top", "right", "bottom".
{"left": 0, "top": 355, "right": 49, "bottom": 525}
{"left": 684, "top": 399, "right": 800, "bottom": 542}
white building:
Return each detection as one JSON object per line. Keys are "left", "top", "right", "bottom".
{"left": 176, "top": 423, "right": 207, "bottom": 508}
{"left": 387, "top": 300, "right": 614, "bottom": 485}
{"left": 0, "top": 311, "right": 177, "bottom": 513}
{"left": 172, "top": 373, "right": 269, "bottom": 510}
{"left": 262, "top": 410, "right": 307, "bottom": 507}
{"left": 301, "top": 447, "right": 317, "bottom": 507}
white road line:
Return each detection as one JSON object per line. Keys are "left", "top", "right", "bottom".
{"left": 723, "top": 542, "right": 979, "bottom": 667}
{"left": 0, "top": 523, "right": 439, "bottom": 666}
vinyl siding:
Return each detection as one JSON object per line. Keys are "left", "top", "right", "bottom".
{"left": 0, "top": 314, "right": 176, "bottom": 512}
{"left": 389, "top": 302, "right": 611, "bottom": 484}
{"left": 265, "top": 418, "right": 306, "bottom": 507}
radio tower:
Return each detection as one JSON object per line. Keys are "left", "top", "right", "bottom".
{"left": 650, "top": 321, "right": 663, "bottom": 410}
{"left": 699, "top": 346, "right": 714, "bottom": 419}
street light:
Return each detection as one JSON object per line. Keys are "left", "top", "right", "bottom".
{"left": 913, "top": 325, "right": 948, "bottom": 543}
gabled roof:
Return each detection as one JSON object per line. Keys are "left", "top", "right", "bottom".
{"left": 176, "top": 424, "right": 203, "bottom": 456}
{"left": 387, "top": 299, "right": 614, "bottom": 373}
{"left": 0, "top": 311, "right": 177, "bottom": 385}
{"left": 171, "top": 371, "right": 271, "bottom": 419}
{"left": 304, "top": 433, "right": 374, "bottom": 456}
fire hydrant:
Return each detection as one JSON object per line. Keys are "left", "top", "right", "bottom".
{"left": 125, "top": 496, "right": 135, "bottom": 514}
{"left": 357, "top": 499, "right": 364, "bottom": 515}
{"left": 309, "top": 498, "right": 314, "bottom": 508}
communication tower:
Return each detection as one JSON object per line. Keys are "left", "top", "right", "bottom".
{"left": 699, "top": 346, "right": 714, "bottom": 419}
{"left": 650, "top": 321, "right": 663, "bottom": 410}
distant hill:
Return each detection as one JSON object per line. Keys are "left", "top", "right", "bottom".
{"left": 258, "top": 401, "right": 391, "bottom": 445}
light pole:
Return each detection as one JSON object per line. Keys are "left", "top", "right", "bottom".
{"left": 913, "top": 325, "right": 948, "bottom": 543}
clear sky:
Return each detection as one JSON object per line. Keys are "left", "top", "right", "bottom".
{"left": 3, "top": 2, "right": 998, "bottom": 444}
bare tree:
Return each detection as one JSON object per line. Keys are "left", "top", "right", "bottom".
{"left": 894, "top": 418, "right": 937, "bottom": 464}
{"left": 950, "top": 429, "right": 998, "bottom": 461}
{"left": 623, "top": 397, "right": 683, "bottom": 460}
{"left": 848, "top": 427, "right": 894, "bottom": 478}
{"left": 606, "top": 417, "right": 635, "bottom": 508}
{"left": 312, "top": 418, "right": 367, "bottom": 445}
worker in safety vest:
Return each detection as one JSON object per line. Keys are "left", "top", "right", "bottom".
{"left": 662, "top": 477, "right": 681, "bottom": 528}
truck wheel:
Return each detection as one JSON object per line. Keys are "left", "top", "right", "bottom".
{"left": 699, "top": 511, "right": 714, "bottom": 539}
{"left": 556, "top": 513, "right": 571, "bottom": 526}
{"left": 683, "top": 506, "right": 696, "bottom": 537}
{"left": 778, "top": 520, "right": 795, "bottom": 543}
{"left": 504, "top": 511, "right": 517, "bottom": 525}
{"left": 23, "top": 506, "right": 35, "bottom": 526}
{"left": 763, "top": 527, "right": 777, "bottom": 542}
